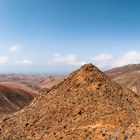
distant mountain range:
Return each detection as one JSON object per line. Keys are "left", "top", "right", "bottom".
{"left": 0, "top": 64, "right": 139, "bottom": 140}
{"left": 0, "top": 64, "right": 139, "bottom": 95}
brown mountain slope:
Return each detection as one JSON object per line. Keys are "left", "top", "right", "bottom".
{"left": 0, "top": 74, "right": 65, "bottom": 91}
{"left": 0, "top": 74, "right": 42, "bottom": 90}
{"left": 0, "top": 64, "right": 140, "bottom": 140}
{"left": 106, "top": 64, "right": 140, "bottom": 94}
{"left": 0, "top": 74, "right": 41, "bottom": 84}
{"left": 39, "top": 76, "right": 65, "bottom": 89}
{"left": 0, "top": 84, "right": 36, "bottom": 118}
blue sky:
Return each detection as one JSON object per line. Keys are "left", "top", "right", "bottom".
{"left": 0, "top": 0, "right": 140, "bottom": 74}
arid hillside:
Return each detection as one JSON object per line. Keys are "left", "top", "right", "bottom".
{"left": 106, "top": 64, "right": 140, "bottom": 94}
{"left": 39, "top": 76, "right": 65, "bottom": 89}
{"left": 0, "top": 64, "right": 139, "bottom": 140}
{"left": 0, "top": 74, "right": 65, "bottom": 91}
{"left": 0, "top": 83, "right": 37, "bottom": 118}
{"left": 0, "top": 74, "right": 41, "bottom": 83}
{"left": 0, "top": 74, "right": 42, "bottom": 90}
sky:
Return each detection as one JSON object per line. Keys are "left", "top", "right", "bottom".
{"left": 0, "top": 0, "right": 140, "bottom": 74}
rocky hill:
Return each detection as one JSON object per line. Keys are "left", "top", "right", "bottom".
{"left": 0, "top": 64, "right": 140, "bottom": 140}
{"left": 106, "top": 64, "right": 140, "bottom": 94}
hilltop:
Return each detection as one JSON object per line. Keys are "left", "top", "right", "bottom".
{"left": 0, "top": 64, "right": 139, "bottom": 140}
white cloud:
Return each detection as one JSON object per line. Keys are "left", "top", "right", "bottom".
{"left": 92, "top": 53, "right": 113, "bottom": 61}
{"left": 0, "top": 56, "right": 8, "bottom": 64}
{"left": 90, "top": 51, "right": 140, "bottom": 69}
{"left": 90, "top": 53, "right": 113, "bottom": 68}
{"left": 9, "top": 44, "right": 22, "bottom": 52}
{"left": 48, "top": 53, "right": 86, "bottom": 66}
{"left": 112, "top": 51, "right": 140, "bottom": 67}
{"left": 49, "top": 51, "right": 140, "bottom": 69}
{"left": 16, "top": 59, "right": 32, "bottom": 65}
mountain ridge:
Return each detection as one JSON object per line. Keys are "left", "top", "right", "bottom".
{"left": 0, "top": 63, "right": 139, "bottom": 139}
{"left": 106, "top": 64, "right": 140, "bottom": 94}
